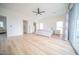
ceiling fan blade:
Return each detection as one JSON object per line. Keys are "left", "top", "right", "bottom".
{"left": 32, "top": 11, "right": 37, "bottom": 13}
{"left": 40, "top": 11, "right": 45, "bottom": 13}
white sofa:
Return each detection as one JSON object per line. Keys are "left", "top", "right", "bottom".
{"left": 36, "top": 29, "right": 53, "bottom": 37}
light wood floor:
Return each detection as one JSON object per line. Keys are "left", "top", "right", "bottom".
{"left": 0, "top": 34, "right": 75, "bottom": 55}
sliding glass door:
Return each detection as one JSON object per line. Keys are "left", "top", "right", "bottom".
{"left": 69, "top": 4, "right": 79, "bottom": 54}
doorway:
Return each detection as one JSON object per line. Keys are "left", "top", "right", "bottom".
{"left": 23, "top": 20, "right": 28, "bottom": 34}
{"left": 33, "top": 22, "right": 37, "bottom": 33}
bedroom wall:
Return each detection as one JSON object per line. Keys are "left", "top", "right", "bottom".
{"left": 0, "top": 7, "right": 23, "bottom": 37}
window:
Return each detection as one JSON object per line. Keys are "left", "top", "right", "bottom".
{"left": 0, "top": 21, "right": 3, "bottom": 27}
{"left": 56, "top": 21, "right": 63, "bottom": 30}
{"left": 39, "top": 23, "right": 44, "bottom": 30}
{"left": 56, "top": 21, "right": 63, "bottom": 34}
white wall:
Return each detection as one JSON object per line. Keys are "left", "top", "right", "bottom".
{"left": 0, "top": 7, "right": 23, "bottom": 37}
{"left": 25, "top": 15, "right": 65, "bottom": 34}
{"left": 36, "top": 16, "right": 64, "bottom": 31}
{"left": 0, "top": 3, "right": 67, "bottom": 37}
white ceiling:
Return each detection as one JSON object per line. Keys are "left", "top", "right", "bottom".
{"left": 0, "top": 3, "right": 69, "bottom": 17}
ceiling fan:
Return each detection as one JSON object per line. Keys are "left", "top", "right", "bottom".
{"left": 32, "top": 8, "right": 45, "bottom": 15}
